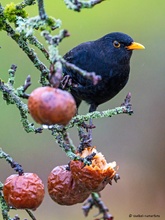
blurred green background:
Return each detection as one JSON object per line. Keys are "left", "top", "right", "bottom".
{"left": 0, "top": 0, "right": 165, "bottom": 219}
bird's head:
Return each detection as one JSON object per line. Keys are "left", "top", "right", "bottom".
{"left": 99, "top": 32, "right": 145, "bottom": 64}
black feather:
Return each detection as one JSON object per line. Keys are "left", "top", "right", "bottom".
{"left": 63, "top": 32, "right": 135, "bottom": 112}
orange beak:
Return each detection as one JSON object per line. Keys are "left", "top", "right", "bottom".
{"left": 126, "top": 42, "right": 145, "bottom": 50}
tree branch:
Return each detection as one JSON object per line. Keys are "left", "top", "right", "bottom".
{"left": 64, "top": 0, "right": 105, "bottom": 12}
{"left": 37, "top": 0, "right": 47, "bottom": 20}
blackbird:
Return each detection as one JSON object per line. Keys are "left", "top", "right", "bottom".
{"left": 63, "top": 32, "right": 145, "bottom": 112}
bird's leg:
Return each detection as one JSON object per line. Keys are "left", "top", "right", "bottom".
{"left": 89, "top": 103, "right": 98, "bottom": 113}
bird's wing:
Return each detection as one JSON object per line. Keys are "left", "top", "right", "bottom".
{"left": 64, "top": 42, "right": 91, "bottom": 66}
{"left": 63, "top": 42, "right": 94, "bottom": 86}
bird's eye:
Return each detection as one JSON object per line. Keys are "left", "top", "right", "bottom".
{"left": 113, "top": 41, "right": 120, "bottom": 48}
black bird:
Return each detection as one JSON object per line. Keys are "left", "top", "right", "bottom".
{"left": 63, "top": 32, "right": 145, "bottom": 112}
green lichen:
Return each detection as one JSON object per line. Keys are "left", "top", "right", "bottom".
{"left": 39, "top": 17, "right": 61, "bottom": 32}
{"left": 4, "top": 2, "right": 28, "bottom": 23}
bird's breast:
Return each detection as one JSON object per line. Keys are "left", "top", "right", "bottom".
{"left": 71, "top": 66, "right": 130, "bottom": 106}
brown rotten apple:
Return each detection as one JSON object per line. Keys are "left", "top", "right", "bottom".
{"left": 70, "top": 147, "right": 117, "bottom": 192}
{"left": 3, "top": 173, "right": 45, "bottom": 210}
{"left": 28, "top": 87, "right": 76, "bottom": 125}
{"left": 47, "top": 165, "right": 90, "bottom": 205}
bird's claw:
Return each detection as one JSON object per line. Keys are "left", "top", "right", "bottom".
{"left": 61, "top": 75, "right": 79, "bottom": 89}
{"left": 61, "top": 75, "right": 72, "bottom": 89}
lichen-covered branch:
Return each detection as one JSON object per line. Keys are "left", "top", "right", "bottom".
{"left": 0, "top": 1, "right": 130, "bottom": 219}
{"left": 0, "top": 3, "right": 59, "bottom": 85}
{"left": 2, "top": 20, "right": 49, "bottom": 85}
{"left": 67, "top": 102, "right": 133, "bottom": 129}
{"left": 37, "top": 0, "right": 47, "bottom": 20}
{"left": 64, "top": 0, "right": 105, "bottom": 12}
{"left": 0, "top": 182, "right": 11, "bottom": 220}
{"left": 16, "top": 0, "right": 36, "bottom": 9}
{"left": 27, "top": 35, "right": 49, "bottom": 60}
{"left": 7, "top": 64, "right": 17, "bottom": 86}
{"left": 0, "top": 79, "right": 42, "bottom": 133}
{"left": 0, "top": 149, "right": 24, "bottom": 175}
{"left": 49, "top": 127, "right": 96, "bottom": 166}
{"left": 0, "top": 68, "right": 133, "bottom": 133}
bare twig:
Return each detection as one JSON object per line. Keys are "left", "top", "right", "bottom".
{"left": 25, "top": 209, "right": 37, "bottom": 220}
{"left": 82, "top": 192, "right": 113, "bottom": 220}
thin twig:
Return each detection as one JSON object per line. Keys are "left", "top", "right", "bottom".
{"left": 16, "top": 0, "right": 36, "bottom": 9}
{"left": 61, "top": 58, "right": 102, "bottom": 85}
{"left": 25, "top": 209, "right": 37, "bottom": 220}
{"left": 0, "top": 80, "right": 42, "bottom": 133}
{"left": 0, "top": 149, "right": 24, "bottom": 175}
{"left": 64, "top": 0, "right": 105, "bottom": 12}
{"left": 82, "top": 192, "right": 113, "bottom": 220}
{"left": 37, "top": 0, "right": 47, "bottom": 20}
{"left": 0, "top": 16, "right": 49, "bottom": 85}
{"left": 67, "top": 105, "right": 133, "bottom": 129}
